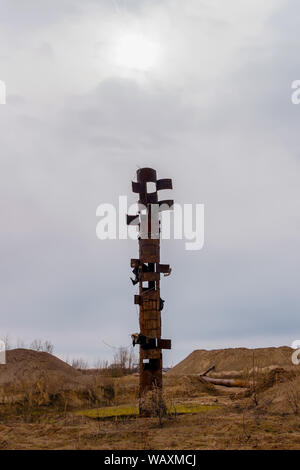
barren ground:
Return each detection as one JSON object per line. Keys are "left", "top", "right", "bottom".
{"left": 0, "top": 348, "right": 299, "bottom": 450}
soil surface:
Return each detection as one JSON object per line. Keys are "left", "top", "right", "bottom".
{"left": 168, "top": 346, "right": 295, "bottom": 376}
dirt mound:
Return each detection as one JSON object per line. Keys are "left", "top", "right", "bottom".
{"left": 164, "top": 374, "right": 217, "bottom": 398}
{"left": 255, "top": 373, "right": 300, "bottom": 415}
{"left": 0, "top": 349, "right": 86, "bottom": 391}
{"left": 0, "top": 349, "right": 106, "bottom": 409}
{"left": 169, "top": 346, "right": 295, "bottom": 376}
{"left": 257, "top": 367, "right": 297, "bottom": 392}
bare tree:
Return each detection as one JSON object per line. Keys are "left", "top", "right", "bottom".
{"left": 30, "top": 339, "right": 43, "bottom": 351}
{"left": 94, "top": 359, "right": 109, "bottom": 369}
{"left": 112, "top": 347, "right": 136, "bottom": 373}
{"left": 1, "top": 334, "right": 11, "bottom": 350}
{"left": 71, "top": 358, "right": 89, "bottom": 370}
{"left": 43, "top": 340, "right": 54, "bottom": 354}
{"left": 30, "top": 339, "right": 54, "bottom": 354}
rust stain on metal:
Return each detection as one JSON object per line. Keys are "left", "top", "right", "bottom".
{"left": 127, "top": 167, "right": 173, "bottom": 415}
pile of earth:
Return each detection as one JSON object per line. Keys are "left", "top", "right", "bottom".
{"left": 254, "top": 372, "right": 300, "bottom": 415}
{"left": 168, "top": 346, "right": 296, "bottom": 377}
{"left": 0, "top": 349, "right": 95, "bottom": 395}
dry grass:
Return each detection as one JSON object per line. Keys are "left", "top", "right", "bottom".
{"left": 1, "top": 399, "right": 300, "bottom": 450}
{"left": 1, "top": 347, "right": 300, "bottom": 449}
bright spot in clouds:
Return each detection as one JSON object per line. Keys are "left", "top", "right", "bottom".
{"left": 113, "top": 33, "right": 161, "bottom": 71}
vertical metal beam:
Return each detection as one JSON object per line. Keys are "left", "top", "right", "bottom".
{"left": 128, "top": 168, "right": 173, "bottom": 415}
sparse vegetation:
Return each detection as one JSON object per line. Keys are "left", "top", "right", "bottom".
{"left": 0, "top": 345, "right": 300, "bottom": 449}
{"left": 30, "top": 339, "right": 54, "bottom": 354}
{"left": 285, "top": 382, "right": 300, "bottom": 415}
{"left": 70, "top": 358, "right": 89, "bottom": 370}
{"left": 139, "top": 385, "right": 167, "bottom": 425}
{"left": 1, "top": 336, "right": 54, "bottom": 354}
{"left": 111, "top": 347, "right": 137, "bottom": 376}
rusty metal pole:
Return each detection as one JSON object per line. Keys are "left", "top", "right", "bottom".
{"left": 127, "top": 168, "right": 173, "bottom": 416}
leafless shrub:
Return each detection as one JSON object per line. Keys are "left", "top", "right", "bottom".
{"left": 92, "top": 359, "right": 112, "bottom": 376}
{"left": 139, "top": 384, "right": 167, "bottom": 426}
{"left": 43, "top": 340, "right": 54, "bottom": 354}
{"left": 94, "top": 359, "right": 109, "bottom": 369}
{"left": 286, "top": 384, "right": 300, "bottom": 415}
{"left": 71, "top": 358, "right": 89, "bottom": 370}
{"left": 30, "top": 339, "right": 43, "bottom": 351}
{"left": 240, "top": 409, "right": 251, "bottom": 443}
{"left": 242, "top": 353, "right": 267, "bottom": 406}
{"left": 30, "top": 339, "right": 54, "bottom": 354}
{"left": 102, "top": 382, "right": 115, "bottom": 405}
{"left": 1, "top": 335, "right": 11, "bottom": 350}
{"left": 165, "top": 394, "right": 178, "bottom": 419}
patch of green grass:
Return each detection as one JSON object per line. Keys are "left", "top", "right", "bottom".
{"left": 76, "top": 403, "right": 219, "bottom": 419}
{"left": 76, "top": 405, "right": 138, "bottom": 419}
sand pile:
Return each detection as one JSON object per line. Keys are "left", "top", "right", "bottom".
{"left": 0, "top": 349, "right": 89, "bottom": 392}
{"left": 255, "top": 373, "right": 300, "bottom": 415}
{"left": 164, "top": 374, "right": 216, "bottom": 398}
{"left": 169, "top": 346, "right": 295, "bottom": 376}
{"left": 256, "top": 367, "right": 296, "bottom": 392}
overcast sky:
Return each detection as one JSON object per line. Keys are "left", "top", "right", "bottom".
{"left": 1, "top": 0, "right": 300, "bottom": 366}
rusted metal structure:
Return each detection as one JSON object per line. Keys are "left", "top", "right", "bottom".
{"left": 127, "top": 168, "right": 173, "bottom": 414}
{"left": 200, "top": 376, "right": 249, "bottom": 388}
{"left": 199, "top": 366, "right": 249, "bottom": 388}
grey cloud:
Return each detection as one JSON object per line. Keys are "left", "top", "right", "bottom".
{"left": 55, "top": 78, "right": 197, "bottom": 150}
{"left": 1, "top": 0, "right": 300, "bottom": 365}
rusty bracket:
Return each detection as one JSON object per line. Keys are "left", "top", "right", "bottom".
{"left": 156, "top": 263, "right": 170, "bottom": 273}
